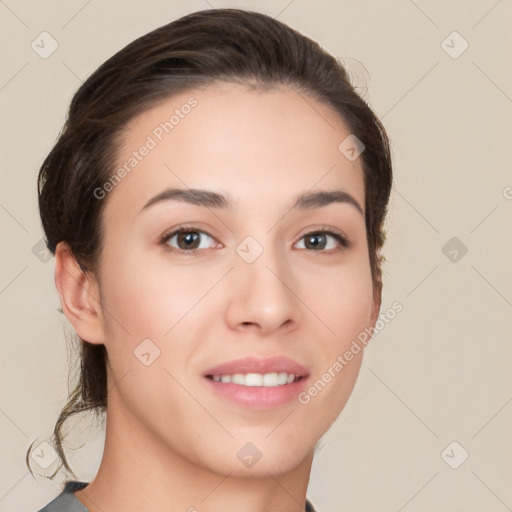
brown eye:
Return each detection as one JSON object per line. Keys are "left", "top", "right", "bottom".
{"left": 304, "top": 233, "right": 328, "bottom": 250}
{"left": 162, "top": 228, "right": 216, "bottom": 253}
{"left": 295, "top": 230, "right": 349, "bottom": 251}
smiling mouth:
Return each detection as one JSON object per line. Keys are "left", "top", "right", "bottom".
{"left": 205, "top": 372, "right": 305, "bottom": 387}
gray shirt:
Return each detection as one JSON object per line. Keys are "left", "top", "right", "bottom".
{"left": 36, "top": 481, "right": 318, "bottom": 511}
{"left": 36, "top": 482, "right": 88, "bottom": 512}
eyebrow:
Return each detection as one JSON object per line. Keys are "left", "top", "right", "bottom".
{"left": 141, "top": 188, "right": 364, "bottom": 216}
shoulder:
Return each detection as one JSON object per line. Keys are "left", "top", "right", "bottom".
{"left": 34, "top": 481, "right": 89, "bottom": 512}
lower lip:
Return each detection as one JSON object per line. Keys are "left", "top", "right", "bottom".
{"left": 203, "top": 376, "right": 309, "bottom": 409}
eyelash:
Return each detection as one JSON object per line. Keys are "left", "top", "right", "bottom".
{"left": 159, "top": 224, "right": 351, "bottom": 256}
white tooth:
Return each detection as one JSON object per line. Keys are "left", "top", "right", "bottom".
{"left": 213, "top": 373, "right": 297, "bottom": 386}
{"left": 244, "top": 373, "right": 263, "bottom": 386}
{"left": 263, "top": 372, "right": 279, "bottom": 387}
{"left": 232, "top": 373, "right": 245, "bottom": 385}
{"left": 277, "top": 372, "right": 288, "bottom": 385}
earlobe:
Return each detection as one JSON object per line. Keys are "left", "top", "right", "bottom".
{"left": 54, "top": 242, "right": 105, "bottom": 344}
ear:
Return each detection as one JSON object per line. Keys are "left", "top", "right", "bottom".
{"left": 54, "top": 242, "right": 105, "bottom": 344}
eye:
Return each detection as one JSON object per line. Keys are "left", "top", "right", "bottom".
{"left": 160, "top": 226, "right": 218, "bottom": 254}
{"left": 295, "top": 228, "right": 350, "bottom": 252}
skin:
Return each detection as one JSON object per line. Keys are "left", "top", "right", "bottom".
{"left": 55, "top": 82, "right": 381, "bottom": 512}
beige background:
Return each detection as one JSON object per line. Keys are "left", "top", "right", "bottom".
{"left": 1, "top": 1, "right": 511, "bottom": 511}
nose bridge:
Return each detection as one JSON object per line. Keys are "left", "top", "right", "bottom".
{"left": 226, "top": 233, "right": 300, "bottom": 333}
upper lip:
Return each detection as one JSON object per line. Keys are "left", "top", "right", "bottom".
{"left": 203, "top": 356, "right": 309, "bottom": 377}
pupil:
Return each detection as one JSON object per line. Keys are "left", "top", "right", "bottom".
{"left": 306, "top": 233, "right": 325, "bottom": 250}
{"left": 178, "top": 232, "right": 199, "bottom": 249}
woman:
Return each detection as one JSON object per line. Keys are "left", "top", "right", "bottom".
{"left": 31, "top": 8, "right": 392, "bottom": 511}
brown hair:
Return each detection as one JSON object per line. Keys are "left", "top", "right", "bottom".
{"left": 29, "top": 8, "right": 392, "bottom": 478}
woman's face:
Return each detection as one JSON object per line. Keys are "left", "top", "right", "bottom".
{"left": 93, "top": 83, "right": 379, "bottom": 477}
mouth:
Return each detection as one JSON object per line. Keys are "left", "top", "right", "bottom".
{"left": 202, "top": 356, "right": 310, "bottom": 409}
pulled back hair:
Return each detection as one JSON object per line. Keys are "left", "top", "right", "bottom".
{"left": 29, "top": 8, "right": 392, "bottom": 478}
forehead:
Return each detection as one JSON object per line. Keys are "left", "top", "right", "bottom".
{"left": 106, "top": 83, "right": 365, "bottom": 217}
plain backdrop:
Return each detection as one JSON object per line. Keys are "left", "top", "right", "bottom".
{"left": 1, "top": 1, "right": 511, "bottom": 511}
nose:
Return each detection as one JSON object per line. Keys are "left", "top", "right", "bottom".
{"left": 224, "top": 244, "right": 302, "bottom": 337}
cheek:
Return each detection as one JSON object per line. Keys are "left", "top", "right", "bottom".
{"left": 97, "top": 248, "right": 221, "bottom": 389}
{"left": 298, "top": 256, "right": 373, "bottom": 411}
{"left": 99, "top": 248, "right": 212, "bottom": 338}
{"left": 308, "top": 258, "right": 375, "bottom": 346}
{"left": 97, "top": 253, "right": 204, "bottom": 425}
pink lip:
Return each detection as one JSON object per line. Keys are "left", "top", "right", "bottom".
{"left": 202, "top": 356, "right": 309, "bottom": 377}
{"left": 202, "top": 356, "right": 310, "bottom": 409}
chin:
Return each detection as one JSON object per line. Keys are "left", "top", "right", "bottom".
{"left": 198, "top": 433, "right": 315, "bottom": 478}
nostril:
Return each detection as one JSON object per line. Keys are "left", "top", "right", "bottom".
{"left": 241, "top": 322, "right": 258, "bottom": 328}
